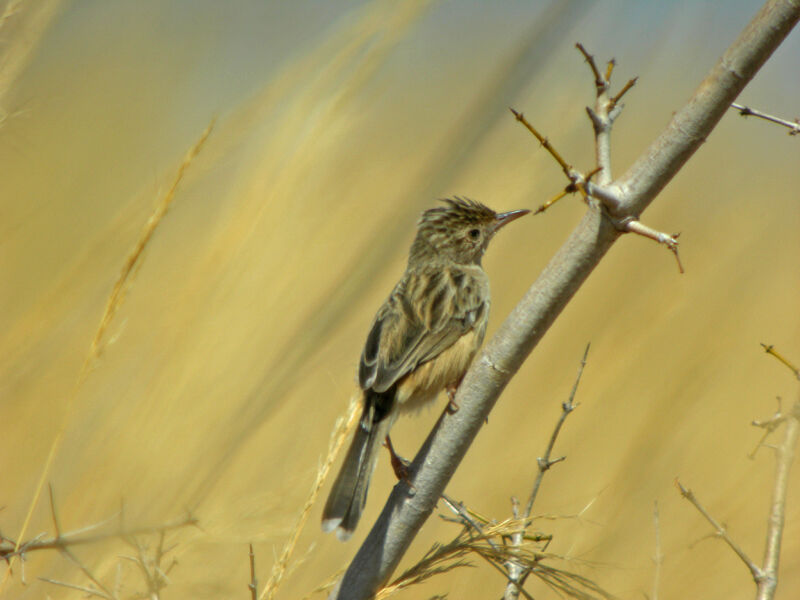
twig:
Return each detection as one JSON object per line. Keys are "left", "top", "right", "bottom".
{"left": 575, "top": 43, "right": 605, "bottom": 92}
{"left": 652, "top": 500, "right": 662, "bottom": 600}
{"left": 398, "top": 453, "right": 547, "bottom": 597}
{"left": 34, "top": 493, "right": 191, "bottom": 599}
{"left": 515, "top": 48, "right": 680, "bottom": 270}
{"left": 503, "top": 344, "right": 588, "bottom": 600}
{"left": 39, "top": 577, "right": 112, "bottom": 599}
{"left": 730, "top": 103, "right": 800, "bottom": 135}
{"left": 510, "top": 108, "right": 573, "bottom": 176}
{"left": 678, "top": 348, "right": 799, "bottom": 600}
{"left": 260, "top": 394, "right": 360, "bottom": 600}
{"left": 0, "top": 510, "right": 198, "bottom": 559}
{"left": 750, "top": 397, "right": 786, "bottom": 458}
{"left": 524, "top": 343, "right": 588, "bottom": 519}
{"left": 622, "top": 221, "right": 683, "bottom": 273}
{"left": 678, "top": 394, "right": 800, "bottom": 600}
{"left": 39, "top": 486, "right": 116, "bottom": 599}
{"left": 534, "top": 188, "right": 571, "bottom": 214}
{"left": 757, "top": 396, "right": 800, "bottom": 600}
{"left": 761, "top": 343, "right": 800, "bottom": 380}
{"left": 610, "top": 78, "right": 638, "bottom": 107}
{"left": 59, "top": 547, "right": 116, "bottom": 600}
{"left": 577, "top": 44, "right": 681, "bottom": 269}
{"left": 249, "top": 544, "right": 258, "bottom": 600}
{"left": 440, "top": 495, "right": 499, "bottom": 552}
{"left": 577, "top": 43, "right": 615, "bottom": 187}
{"left": 675, "top": 479, "right": 761, "bottom": 579}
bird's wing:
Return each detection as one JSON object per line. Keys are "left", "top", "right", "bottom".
{"left": 359, "top": 266, "right": 487, "bottom": 393}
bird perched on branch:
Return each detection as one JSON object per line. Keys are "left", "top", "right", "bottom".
{"left": 321, "top": 197, "right": 529, "bottom": 540}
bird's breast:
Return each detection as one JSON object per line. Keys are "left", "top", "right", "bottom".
{"left": 394, "top": 327, "right": 482, "bottom": 413}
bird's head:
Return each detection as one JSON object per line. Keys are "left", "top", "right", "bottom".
{"left": 409, "top": 197, "right": 529, "bottom": 266}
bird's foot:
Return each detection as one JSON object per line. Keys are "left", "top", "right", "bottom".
{"left": 446, "top": 384, "right": 460, "bottom": 414}
{"left": 384, "top": 436, "right": 414, "bottom": 493}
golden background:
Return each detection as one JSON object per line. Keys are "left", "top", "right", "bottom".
{"left": 1, "top": 1, "right": 799, "bottom": 598}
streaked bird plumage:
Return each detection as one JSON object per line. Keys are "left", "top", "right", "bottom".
{"left": 322, "top": 197, "right": 529, "bottom": 540}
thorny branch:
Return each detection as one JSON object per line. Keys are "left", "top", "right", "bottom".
{"left": 3, "top": 487, "right": 196, "bottom": 599}
{"left": 676, "top": 479, "right": 761, "bottom": 579}
{"left": 382, "top": 446, "right": 578, "bottom": 599}
{"left": 677, "top": 346, "right": 800, "bottom": 600}
{"left": 503, "top": 344, "right": 588, "bottom": 600}
{"left": 513, "top": 44, "right": 682, "bottom": 271}
{"left": 0, "top": 508, "right": 197, "bottom": 560}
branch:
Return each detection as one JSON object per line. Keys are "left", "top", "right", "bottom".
{"left": 761, "top": 343, "right": 800, "bottom": 380}
{"left": 249, "top": 544, "right": 258, "bottom": 600}
{"left": 524, "top": 344, "right": 587, "bottom": 519}
{"left": 652, "top": 500, "right": 662, "bottom": 600}
{"left": 503, "top": 344, "right": 587, "bottom": 600}
{"left": 730, "top": 102, "right": 800, "bottom": 135}
{"left": 675, "top": 479, "right": 761, "bottom": 579}
{"left": 516, "top": 44, "right": 682, "bottom": 271}
{"left": 0, "top": 509, "right": 197, "bottom": 559}
{"left": 676, "top": 393, "right": 800, "bottom": 600}
{"left": 757, "top": 396, "right": 800, "bottom": 600}
{"left": 334, "top": 2, "right": 800, "bottom": 597}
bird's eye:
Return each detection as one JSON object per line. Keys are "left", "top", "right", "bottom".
{"left": 468, "top": 228, "right": 481, "bottom": 240}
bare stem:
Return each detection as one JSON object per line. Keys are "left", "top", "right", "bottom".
{"left": 730, "top": 103, "right": 800, "bottom": 135}
{"left": 761, "top": 343, "right": 800, "bottom": 380}
{"left": 575, "top": 43, "right": 605, "bottom": 91}
{"left": 675, "top": 479, "right": 761, "bottom": 579}
{"left": 652, "top": 500, "right": 662, "bottom": 600}
{"left": 503, "top": 344, "right": 588, "bottom": 600}
{"left": 611, "top": 78, "right": 638, "bottom": 106}
{"left": 757, "top": 397, "right": 800, "bottom": 600}
{"left": 510, "top": 108, "right": 573, "bottom": 176}
{"left": 523, "top": 344, "right": 588, "bottom": 519}
{"left": 0, "top": 511, "right": 198, "bottom": 559}
{"left": 249, "top": 544, "right": 258, "bottom": 600}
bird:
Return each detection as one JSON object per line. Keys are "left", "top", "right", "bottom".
{"left": 321, "top": 197, "right": 529, "bottom": 540}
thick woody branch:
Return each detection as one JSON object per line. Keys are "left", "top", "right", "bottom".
{"left": 334, "top": 2, "right": 800, "bottom": 597}
{"left": 612, "top": 2, "right": 800, "bottom": 217}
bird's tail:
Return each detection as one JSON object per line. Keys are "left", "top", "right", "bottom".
{"left": 322, "top": 390, "right": 394, "bottom": 541}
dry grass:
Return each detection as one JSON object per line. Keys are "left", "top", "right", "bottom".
{"left": 260, "top": 394, "right": 360, "bottom": 600}
{"left": 0, "top": 118, "right": 214, "bottom": 593}
{"left": 373, "top": 517, "right": 613, "bottom": 600}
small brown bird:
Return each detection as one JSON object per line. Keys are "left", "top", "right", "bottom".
{"left": 321, "top": 197, "right": 529, "bottom": 540}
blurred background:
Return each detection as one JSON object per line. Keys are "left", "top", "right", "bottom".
{"left": 1, "top": 0, "right": 799, "bottom": 598}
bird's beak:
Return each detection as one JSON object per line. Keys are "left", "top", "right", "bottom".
{"left": 491, "top": 208, "right": 530, "bottom": 233}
